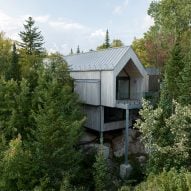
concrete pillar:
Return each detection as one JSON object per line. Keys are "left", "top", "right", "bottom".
{"left": 125, "top": 109, "right": 129, "bottom": 165}
{"left": 120, "top": 108, "right": 132, "bottom": 179}
{"left": 100, "top": 106, "right": 104, "bottom": 145}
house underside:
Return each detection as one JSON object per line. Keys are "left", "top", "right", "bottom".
{"left": 83, "top": 105, "right": 140, "bottom": 132}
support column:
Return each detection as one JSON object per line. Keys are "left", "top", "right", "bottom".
{"left": 125, "top": 109, "right": 129, "bottom": 165}
{"left": 100, "top": 106, "right": 104, "bottom": 145}
{"left": 120, "top": 108, "right": 132, "bottom": 179}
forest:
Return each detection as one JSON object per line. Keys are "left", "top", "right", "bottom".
{"left": 0, "top": 0, "right": 191, "bottom": 190}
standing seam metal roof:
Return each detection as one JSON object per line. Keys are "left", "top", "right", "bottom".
{"left": 64, "top": 46, "right": 130, "bottom": 71}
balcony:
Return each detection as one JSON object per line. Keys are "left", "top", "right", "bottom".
{"left": 116, "top": 99, "right": 142, "bottom": 109}
{"left": 116, "top": 91, "right": 159, "bottom": 110}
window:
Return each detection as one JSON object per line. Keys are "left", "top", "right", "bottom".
{"left": 104, "top": 107, "right": 125, "bottom": 123}
{"left": 116, "top": 76, "right": 130, "bottom": 100}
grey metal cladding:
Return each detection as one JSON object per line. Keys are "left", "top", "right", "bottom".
{"left": 64, "top": 46, "right": 130, "bottom": 71}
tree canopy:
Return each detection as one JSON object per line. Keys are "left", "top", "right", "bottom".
{"left": 19, "top": 17, "right": 44, "bottom": 55}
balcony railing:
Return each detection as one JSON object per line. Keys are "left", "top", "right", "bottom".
{"left": 116, "top": 91, "right": 159, "bottom": 109}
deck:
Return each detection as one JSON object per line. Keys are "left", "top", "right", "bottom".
{"left": 116, "top": 99, "right": 142, "bottom": 109}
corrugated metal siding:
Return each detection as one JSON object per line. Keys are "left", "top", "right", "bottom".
{"left": 146, "top": 68, "right": 160, "bottom": 75}
{"left": 70, "top": 71, "right": 100, "bottom": 80}
{"left": 83, "top": 105, "right": 101, "bottom": 131}
{"left": 74, "top": 80, "right": 100, "bottom": 105}
{"left": 148, "top": 75, "right": 160, "bottom": 91}
{"left": 101, "top": 71, "right": 115, "bottom": 107}
{"left": 64, "top": 46, "right": 130, "bottom": 71}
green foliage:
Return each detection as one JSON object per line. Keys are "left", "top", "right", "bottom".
{"left": 132, "top": 38, "right": 149, "bottom": 67}
{"left": 60, "top": 174, "right": 86, "bottom": 191}
{"left": 118, "top": 186, "right": 131, "bottom": 191}
{"left": 70, "top": 48, "right": 73, "bottom": 55}
{"left": 6, "top": 43, "right": 20, "bottom": 81}
{"left": 93, "top": 147, "right": 111, "bottom": 191}
{"left": 0, "top": 32, "right": 12, "bottom": 76}
{"left": 136, "top": 100, "right": 191, "bottom": 174}
{"left": 96, "top": 31, "right": 125, "bottom": 51}
{"left": 178, "top": 41, "right": 191, "bottom": 105}
{"left": 148, "top": 0, "right": 191, "bottom": 35}
{"left": 0, "top": 51, "right": 85, "bottom": 190}
{"left": 135, "top": 169, "right": 191, "bottom": 191}
{"left": 19, "top": 17, "right": 44, "bottom": 55}
{"left": 18, "top": 17, "right": 45, "bottom": 83}
{"left": 31, "top": 54, "right": 85, "bottom": 190}
{"left": 96, "top": 29, "right": 111, "bottom": 50}
{"left": 133, "top": 0, "right": 191, "bottom": 68}
{"left": 76, "top": 45, "right": 80, "bottom": 54}
{"left": 165, "top": 39, "right": 184, "bottom": 99}
{"left": 0, "top": 135, "right": 35, "bottom": 191}
{"left": 120, "top": 169, "right": 191, "bottom": 191}
{"left": 112, "top": 39, "right": 124, "bottom": 48}
{"left": 105, "top": 29, "right": 110, "bottom": 49}
{"left": 132, "top": 25, "right": 170, "bottom": 68}
{"left": 0, "top": 78, "right": 33, "bottom": 142}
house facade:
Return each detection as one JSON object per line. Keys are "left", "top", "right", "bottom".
{"left": 65, "top": 46, "right": 159, "bottom": 133}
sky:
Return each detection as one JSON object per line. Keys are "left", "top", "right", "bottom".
{"left": 0, "top": 0, "right": 154, "bottom": 55}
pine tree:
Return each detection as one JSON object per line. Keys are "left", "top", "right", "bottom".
{"left": 70, "top": 48, "right": 73, "bottom": 55}
{"left": 105, "top": 29, "right": 110, "bottom": 48}
{"left": 93, "top": 146, "right": 110, "bottom": 191}
{"left": 96, "top": 30, "right": 111, "bottom": 50}
{"left": 178, "top": 43, "right": 191, "bottom": 105}
{"left": 165, "top": 39, "right": 184, "bottom": 99}
{"left": 0, "top": 32, "right": 12, "bottom": 77}
{"left": 32, "top": 56, "right": 85, "bottom": 190}
{"left": 6, "top": 43, "right": 20, "bottom": 81}
{"left": 77, "top": 45, "right": 80, "bottom": 54}
{"left": 19, "top": 17, "right": 44, "bottom": 55}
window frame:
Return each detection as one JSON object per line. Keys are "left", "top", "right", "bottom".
{"left": 116, "top": 76, "right": 130, "bottom": 100}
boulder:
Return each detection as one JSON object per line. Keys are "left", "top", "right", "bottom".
{"left": 80, "top": 132, "right": 97, "bottom": 144}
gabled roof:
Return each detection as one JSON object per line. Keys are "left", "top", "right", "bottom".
{"left": 64, "top": 46, "right": 130, "bottom": 71}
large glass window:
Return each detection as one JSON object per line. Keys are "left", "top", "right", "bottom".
{"left": 104, "top": 107, "right": 125, "bottom": 123}
{"left": 116, "top": 77, "right": 130, "bottom": 100}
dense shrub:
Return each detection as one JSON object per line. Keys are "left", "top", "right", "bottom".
{"left": 119, "top": 169, "right": 191, "bottom": 191}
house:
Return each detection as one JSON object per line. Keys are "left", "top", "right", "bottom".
{"left": 65, "top": 46, "right": 159, "bottom": 170}
{"left": 65, "top": 46, "right": 159, "bottom": 132}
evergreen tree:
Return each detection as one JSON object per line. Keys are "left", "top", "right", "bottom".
{"left": 18, "top": 17, "right": 45, "bottom": 89}
{"left": 0, "top": 78, "right": 33, "bottom": 142}
{"left": 93, "top": 146, "right": 110, "bottom": 191}
{"left": 96, "top": 30, "right": 111, "bottom": 50}
{"left": 105, "top": 29, "right": 110, "bottom": 48}
{"left": 165, "top": 39, "right": 184, "bottom": 99}
{"left": 0, "top": 135, "right": 36, "bottom": 191}
{"left": 77, "top": 45, "right": 80, "bottom": 54}
{"left": 178, "top": 42, "right": 191, "bottom": 105}
{"left": 32, "top": 56, "right": 85, "bottom": 190}
{"left": 0, "top": 32, "right": 12, "bottom": 77}
{"left": 6, "top": 43, "right": 20, "bottom": 81}
{"left": 159, "top": 78, "right": 173, "bottom": 116}
{"left": 19, "top": 17, "right": 44, "bottom": 55}
{"left": 159, "top": 38, "right": 184, "bottom": 116}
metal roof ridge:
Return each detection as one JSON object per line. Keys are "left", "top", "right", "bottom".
{"left": 112, "top": 46, "right": 131, "bottom": 71}
{"left": 64, "top": 46, "right": 130, "bottom": 57}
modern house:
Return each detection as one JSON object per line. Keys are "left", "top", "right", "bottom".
{"left": 65, "top": 46, "right": 159, "bottom": 133}
{"left": 65, "top": 46, "right": 159, "bottom": 171}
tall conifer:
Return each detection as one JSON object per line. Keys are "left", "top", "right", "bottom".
{"left": 19, "top": 17, "right": 44, "bottom": 55}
